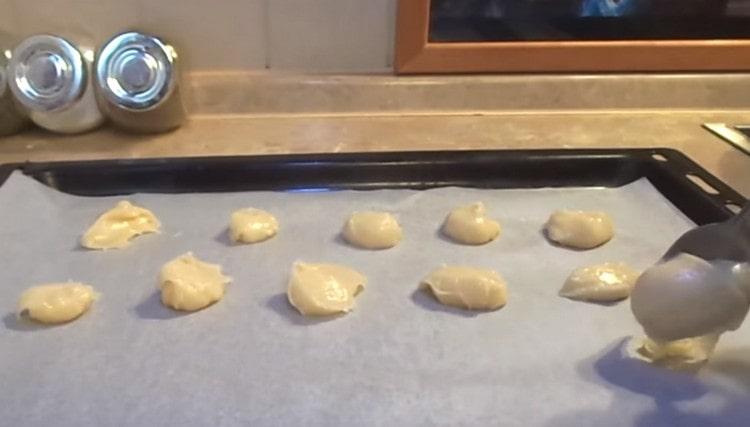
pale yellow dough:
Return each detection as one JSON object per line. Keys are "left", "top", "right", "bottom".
{"left": 628, "top": 334, "right": 720, "bottom": 371}
{"left": 18, "top": 283, "right": 96, "bottom": 324}
{"left": 442, "top": 202, "right": 501, "bottom": 245}
{"left": 159, "top": 253, "right": 232, "bottom": 312}
{"left": 229, "top": 208, "right": 279, "bottom": 244}
{"left": 81, "top": 201, "right": 160, "bottom": 249}
{"left": 560, "top": 262, "right": 639, "bottom": 302}
{"left": 342, "top": 211, "right": 402, "bottom": 249}
{"left": 544, "top": 210, "right": 614, "bottom": 249}
{"left": 287, "top": 262, "right": 367, "bottom": 316}
{"left": 421, "top": 266, "right": 507, "bottom": 311}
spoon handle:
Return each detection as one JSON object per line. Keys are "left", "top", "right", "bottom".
{"left": 740, "top": 202, "right": 750, "bottom": 220}
{"left": 662, "top": 202, "right": 750, "bottom": 263}
{"left": 730, "top": 202, "right": 750, "bottom": 228}
{"left": 730, "top": 202, "right": 750, "bottom": 262}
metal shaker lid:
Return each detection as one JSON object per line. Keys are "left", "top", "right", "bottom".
{"left": 9, "top": 35, "right": 86, "bottom": 112}
{"left": 96, "top": 32, "right": 177, "bottom": 111}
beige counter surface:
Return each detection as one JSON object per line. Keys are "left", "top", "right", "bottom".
{"left": 1, "top": 110, "right": 748, "bottom": 198}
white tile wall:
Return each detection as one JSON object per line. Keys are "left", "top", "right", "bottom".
{"left": 0, "top": 0, "right": 17, "bottom": 36}
{"left": 1, "top": 0, "right": 396, "bottom": 72}
{"left": 13, "top": 0, "right": 141, "bottom": 47}
{"left": 139, "top": 0, "right": 267, "bottom": 70}
{"left": 268, "top": 0, "right": 394, "bottom": 72}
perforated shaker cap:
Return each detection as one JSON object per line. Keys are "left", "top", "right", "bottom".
{"left": 96, "top": 32, "right": 177, "bottom": 111}
{"left": 9, "top": 35, "right": 86, "bottom": 112}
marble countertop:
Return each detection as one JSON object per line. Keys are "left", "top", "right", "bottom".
{"left": 0, "top": 110, "right": 748, "bottom": 198}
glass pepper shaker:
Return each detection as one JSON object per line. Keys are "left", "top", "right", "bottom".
{"left": 95, "top": 31, "right": 186, "bottom": 133}
{"left": 8, "top": 34, "right": 104, "bottom": 134}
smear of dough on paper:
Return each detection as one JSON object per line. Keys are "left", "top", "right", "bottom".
{"left": 287, "top": 262, "right": 366, "bottom": 316}
{"left": 229, "top": 208, "right": 279, "bottom": 244}
{"left": 420, "top": 265, "right": 507, "bottom": 311}
{"left": 81, "top": 201, "right": 160, "bottom": 249}
{"left": 560, "top": 262, "right": 639, "bottom": 302}
{"left": 544, "top": 210, "right": 613, "bottom": 249}
{"left": 441, "top": 202, "right": 500, "bottom": 245}
{"left": 159, "top": 253, "right": 231, "bottom": 312}
{"left": 18, "top": 283, "right": 97, "bottom": 324}
{"left": 342, "top": 211, "right": 402, "bottom": 249}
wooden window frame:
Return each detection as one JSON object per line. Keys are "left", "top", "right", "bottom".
{"left": 395, "top": 0, "right": 750, "bottom": 74}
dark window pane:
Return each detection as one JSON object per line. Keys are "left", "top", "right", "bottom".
{"left": 429, "top": 0, "right": 750, "bottom": 42}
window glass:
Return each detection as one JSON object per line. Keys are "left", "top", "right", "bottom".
{"left": 429, "top": 0, "right": 750, "bottom": 41}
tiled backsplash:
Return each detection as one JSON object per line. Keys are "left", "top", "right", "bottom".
{"left": 0, "top": 0, "right": 395, "bottom": 72}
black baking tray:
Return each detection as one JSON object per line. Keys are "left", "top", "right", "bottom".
{"left": 0, "top": 148, "right": 745, "bottom": 226}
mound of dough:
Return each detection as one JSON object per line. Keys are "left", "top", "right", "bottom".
{"left": 628, "top": 334, "right": 720, "bottom": 372}
{"left": 560, "top": 262, "right": 639, "bottom": 302}
{"left": 631, "top": 253, "right": 750, "bottom": 342}
{"left": 544, "top": 210, "right": 614, "bottom": 249}
{"left": 81, "top": 201, "right": 160, "bottom": 249}
{"left": 420, "top": 266, "right": 507, "bottom": 311}
{"left": 229, "top": 208, "right": 279, "bottom": 244}
{"left": 18, "top": 283, "right": 96, "bottom": 324}
{"left": 442, "top": 202, "right": 500, "bottom": 245}
{"left": 159, "top": 253, "right": 232, "bottom": 312}
{"left": 287, "top": 262, "right": 367, "bottom": 316}
{"left": 342, "top": 211, "right": 402, "bottom": 250}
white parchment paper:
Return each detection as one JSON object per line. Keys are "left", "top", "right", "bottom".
{"left": 1, "top": 172, "right": 749, "bottom": 427}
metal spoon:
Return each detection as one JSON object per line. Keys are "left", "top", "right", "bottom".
{"left": 662, "top": 202, "right": 750, "bottom": 264}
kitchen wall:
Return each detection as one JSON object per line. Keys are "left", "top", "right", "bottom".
{"left": 0, "top": 0, "right": 396, "bottom": 73}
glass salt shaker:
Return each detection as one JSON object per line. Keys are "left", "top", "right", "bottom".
{"left": 8, "top": 34, "right": 104, "bottom": 134}
{"left": 95, "top": 31, "right": 186, "bottom": 133}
